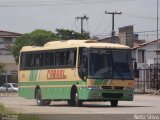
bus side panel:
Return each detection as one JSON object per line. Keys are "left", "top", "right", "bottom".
{"left": 41, "top": 87, "right": 71, "bottom": 100}
{"left": 18, "top": 87, "right": 35, "bottom": 99}
{"left": 78, "top": 87, "right": 88, "bottom": 100}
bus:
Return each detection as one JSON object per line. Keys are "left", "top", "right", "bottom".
{"left": 18, "top": 40, "right": 134, "bottom": 107}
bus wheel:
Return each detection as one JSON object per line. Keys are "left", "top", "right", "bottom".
{"left": 74, "top": 92, "right": 82, "bottom": 107}
{"left": 36, "top": 89, "right": 51, "bottom": 106}
{"left": 36, "top": 89, "right": 43, "bottom": 106}
{"left": 42, "top": 100, "right": 51, "bottom": 106}
{"left": 110, "top": 100, "right": 118, "bottom": 107}
{"left": 67, "top": 100, "right": 74, "bottom": 106}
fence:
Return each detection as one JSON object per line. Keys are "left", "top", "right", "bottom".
{"left": 135, "top": 69, "right": 160, "bottom": 93}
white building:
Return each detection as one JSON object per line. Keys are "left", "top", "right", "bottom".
{"left": 133, "top": 39, "right": 159, "bottom": 69}
{"left": 133, "top": 39, "right": 160, "bottom": 92}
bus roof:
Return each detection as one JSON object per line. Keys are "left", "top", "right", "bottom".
{"left": 20, "top": 40, "right": 130, "bottom": 52}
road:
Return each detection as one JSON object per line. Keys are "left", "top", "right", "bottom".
{"left": 0, "top": 94, "right": 160, "bottom": 120}
{"left": 0, "top": 94, "right": 160, "bottom": 114}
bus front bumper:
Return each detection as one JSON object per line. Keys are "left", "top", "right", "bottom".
{"left": 79, "top": 88, "right": 134, "bottom": 101}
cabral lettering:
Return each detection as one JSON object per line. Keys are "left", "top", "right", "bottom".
{"left": 47, "top": 70, "right": 67, "bottom": 80}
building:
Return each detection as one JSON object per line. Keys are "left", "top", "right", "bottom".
{"left": 0, "top": 30, "right": 22, "bottom": 85}
{"left": 132, "top": 39, "right": 159, "bottom": 69}
{"left": 119, "top": 25, "right": 134, "bottom": 47}
{"left": 99, "top": 25, "right": 135, "bottom": 47}
{"left": 133, "top": 39, "right": 160, "bottom": 91}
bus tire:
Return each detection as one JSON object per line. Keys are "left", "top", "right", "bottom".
{"left": 36, "top": 89, "right": 51, "bottom": 106}
{"left": 110, "top": 100, "right": 118, "bottom": 107}
{"left": 67, "top": 100, "right": 74, "bottom": 106}
{"left": 74, "top": 92, "right": 82, "bottom": 107}
{"left": 69, "top": 87, "right": 82, "bottom": 107}
{"left": 42, "top": 100, "right": 51, "bottom": 106}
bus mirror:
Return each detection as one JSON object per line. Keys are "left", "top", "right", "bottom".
{"left": 134, "top": 69, "right": 139, "bottom": 78}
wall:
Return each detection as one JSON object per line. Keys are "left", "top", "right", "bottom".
{"left": 133, "top": 41, "right": 158, "bottom": 69}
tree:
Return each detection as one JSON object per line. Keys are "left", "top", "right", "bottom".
{"left": 12, "top": 29, "right": 58, "bottom": 63}
{"left": 56, "top": 28, "right": 90, "bottom": 40}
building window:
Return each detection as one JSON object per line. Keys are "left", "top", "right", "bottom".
{"left": 4, "top": 37, "right": 12, "bottom": 43}
{"left": 138, "top": 49, "right": 145, "bottom": 63}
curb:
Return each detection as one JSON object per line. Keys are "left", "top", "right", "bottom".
{"left": 0, "top": 92, "right": 18, "bottom": 96}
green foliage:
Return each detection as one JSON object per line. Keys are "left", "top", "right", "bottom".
{"left": 0, "top": 103, "right": 6, "bottom": 114}
{"left": 0, "top": 103, "right": 13, "bottom": 114}
{"left": 12, "top": 29, "right": 90, "bottom": 63}
{"left": 56, "top": 28, "right": 90, "bottom": 40}
{"left": 18, "top": 114, "right": 40, "bottom": 120}
{"left": 29, "top": 29, "right": 58, "bottom": 46}
{"left": 12, "top": 29, "right": 58, "bottom": 63}
{"left": 0, "top": 103, "right": 40, "bottom": 120}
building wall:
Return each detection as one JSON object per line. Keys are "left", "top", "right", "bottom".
{"left": 0, "top": 31, "right": 21, "bottom": 84}
{"left": 119, "top": 25, "right": 133, "bottom": 47}
{"left": 133, "top": 42, "right": 158, "bottom": 69}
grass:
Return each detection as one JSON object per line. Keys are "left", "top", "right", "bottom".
{"left": 0, "top": 103, "right": 13, "bottom": 114}
{"left": 0, "top": 103, "right": 40, "bottom": 120}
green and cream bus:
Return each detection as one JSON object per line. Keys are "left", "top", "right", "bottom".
{"left": 18, "top": 40, "right": 134, "bottom": 107}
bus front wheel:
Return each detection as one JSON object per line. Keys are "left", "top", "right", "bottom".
{"left": 36, "top": 89, "right": 51, "bottom": 106}
{"left": 68, "top": 90, "right": 82, "bottom": 107}
{"left": 74, "top": 92, "right": 82, "bottom": 107}
{"left": 110, "top": 100, "right": 118, "bottom": 107}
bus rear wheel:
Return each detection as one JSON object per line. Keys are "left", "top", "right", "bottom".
{"left": 110, "top": 100, "right": 118, "bottom": 107}
{"left": 36, "top": 89, "right": 51, "bottom": 106}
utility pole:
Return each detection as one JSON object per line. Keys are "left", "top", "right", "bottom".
{"left": 76, "top": 15, "right": 89, "bottom": 35}
{"left": 156, "top": 0, "right": 159, "bottom": 90}
{"left": 105, "top": 11, "right": 122, "bottom": 43}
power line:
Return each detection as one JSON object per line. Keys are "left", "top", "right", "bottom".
{"left": 90, "top": 30, "right": 160, "bottom": 38}
{"left": 123, "top": 13, "right": 160, "bottom": 20}
{"left": 0, "top": 0, "right": 140, "bottom": 7}
{"left": 91, "top": 14, "right": 105, "bottom": 33}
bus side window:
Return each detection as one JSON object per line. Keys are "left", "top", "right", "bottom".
{"left": 55, "top": 51, "right": 66, "bottom": 66}
{"left": 66, "top": 49, "right": 77, "bottom": 67}
{"left": 20, "top": 53, "right": 26, "bottom": 70}
{"left": 26, "top": 53, "right": 34, "bottom": 68}
{"left": 34, "top": 53, "right": 43, "bottom": 68}
{"left": 44, "top": 52, "right": 54, "bottom": 67}
{"left": 78, "top": 48, "right": 88, "bottom": 80}
{"left": 35, "top": 54, "right": 40, "bottom": 67}
{"left": 44, "top": 52, "right": 49, "bottom": 67}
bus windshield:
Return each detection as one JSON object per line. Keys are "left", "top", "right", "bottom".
{"left": 88, "top": 49, "right": 133, "bottom": 80}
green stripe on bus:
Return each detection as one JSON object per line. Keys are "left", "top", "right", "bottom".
{"left": 29, "top": 70, "right": 38, "bottom": 81}
{"left": 19, "top": 80, "right": 86, "bottom": 86}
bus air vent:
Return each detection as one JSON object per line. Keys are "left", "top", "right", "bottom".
{"left": 102, "top": 93, "right": 123, "bottom": 98}
{"left": 101, "top": 86, "right": 124, "bottom": 90}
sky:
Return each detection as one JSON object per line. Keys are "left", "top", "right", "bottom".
{"left": 0, "top": 0, "right": 159, "bottom": 40}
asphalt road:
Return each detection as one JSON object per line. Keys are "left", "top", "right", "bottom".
{"left": 0, "top": 94, "right": 160, "bottom": 120}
